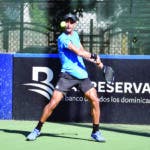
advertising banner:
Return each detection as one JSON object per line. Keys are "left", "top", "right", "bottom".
{"left": 85, "top": 57, "right": 150, "bottom": 124}
{"left": 13, "top": 54, "right": 150, "bottom": 124}
{"left": 0, "top": 54, "right": 13, "bottom": 119}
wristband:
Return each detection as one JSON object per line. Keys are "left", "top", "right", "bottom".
{"left": 90, "top": 53, "right": 97, "bottom": 60}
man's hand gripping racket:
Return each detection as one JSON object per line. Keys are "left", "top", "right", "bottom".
{"left": 90, "top": 54, "right": 115, "bottom": 85}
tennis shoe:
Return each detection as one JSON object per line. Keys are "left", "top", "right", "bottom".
{"left": 26, "top": 128, "right": 40, "bottom": 141}
{"left": 91, "top": 131, "right": 105, "bottom": 142}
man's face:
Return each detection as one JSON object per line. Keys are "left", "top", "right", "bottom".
{"left": 65, "top": 19, "right": 76, "bottom": 34}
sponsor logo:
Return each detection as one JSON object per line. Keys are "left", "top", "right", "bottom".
{"left": 22, "top": 66, "right": 150, "bottom": 102}
{"left": 23, "top": 67, "right": 54, "bottom": 100}
{"left": 92, "top": 81, "right": 150, "bottom": 94}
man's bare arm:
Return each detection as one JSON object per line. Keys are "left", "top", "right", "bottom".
{"left": 68, "top": 42, "right": 103, "bottom": 69}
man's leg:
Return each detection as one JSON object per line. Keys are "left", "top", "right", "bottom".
{"left": 84, "top": 87, "right": 105, "bottom": 142}
{"left": 39, "top": 90, "right": 64, "bottom": 123}
{"left": 27, "top": 90, "right": 64, "bottom": 140}
{"left": 84, "top": 87, "right": 100, "bottom": 126}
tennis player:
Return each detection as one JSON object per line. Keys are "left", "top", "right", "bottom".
{"left": 27, "top": 13, "right": 105, "bottom": 142}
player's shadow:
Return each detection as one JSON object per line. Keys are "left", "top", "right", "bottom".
{"left": 0, "top": 128, "right": 28, "bottom": 137}
{"left": 100, "top": 126, "right": 150, "bottom": 137}
{"left": 0, "top": 128, "right": 99, "bottom": 142}
{"left": 39, "top": 133, "right": 96, "bottom": 142}
{"left": 66, "top": 123, "right": 150, "bottom": 137}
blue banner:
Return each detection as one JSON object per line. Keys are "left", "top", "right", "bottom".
{"left": 0, "top": 54, "right": 13, "bottom": 119}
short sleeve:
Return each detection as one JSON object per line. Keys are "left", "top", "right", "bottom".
{"left": 58, "top": 36, "right": 71, "bottom": 49}
{"left": 75, "top": 31, "right": 80, "bottom": 42}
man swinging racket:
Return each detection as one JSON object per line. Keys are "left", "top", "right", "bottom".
{"left": 27, "top": 13, "right": 114, "bottom": 142}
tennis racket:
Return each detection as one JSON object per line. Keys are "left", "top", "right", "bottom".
{"left": 101, "top": 65, "right": 115, "bottom": 85}
{"left": 89, "top": 53, "right": 115, "bottom": 84}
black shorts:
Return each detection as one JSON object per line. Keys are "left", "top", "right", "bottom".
{"left": 55, "top": 72, "right": 94, "bottom": 94}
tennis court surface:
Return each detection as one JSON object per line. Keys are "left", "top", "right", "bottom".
{"left": 0, "top": 120, "right": 150, "bottom": 150}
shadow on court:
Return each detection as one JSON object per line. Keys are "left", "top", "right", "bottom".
{"left": 59, "top": 123, "right": 150, "bottom": 137}
{"left": 0, "top": 128, "right": 96, "bottom": 142}
{"left": 0, "top": 122, "right": 149, "bottom": 142}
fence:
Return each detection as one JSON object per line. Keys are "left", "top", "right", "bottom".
{"left": 0, "top": 0, "right": 150, "bottom": 54}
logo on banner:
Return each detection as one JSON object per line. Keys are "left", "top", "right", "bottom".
{"left": 23, "top": 67, "right": 54, "bottom": 100}
{"left": 92, "top": 81, "right": 150, "bottom": 94}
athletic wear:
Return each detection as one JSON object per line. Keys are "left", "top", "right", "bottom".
{"left": 92, "top": 124, "right": 99, "bottom": 133}
{"left": 91, "top": 131, "right": 105, "bottom": 142}
{"left": 55, "top": 72, "right": 94, "bottom": 94}
{"left": 57, "top": 31, "right": 88, "bottom": 79}
{"left": 26, "top": 129, "right": 40, "bottom": 141}
{"left": 35, "top": 121, "right": 43, "bottom": 131}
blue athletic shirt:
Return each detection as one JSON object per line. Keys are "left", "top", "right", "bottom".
{"left": 57, "top": 31, "right": 88, "bottom": 79}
